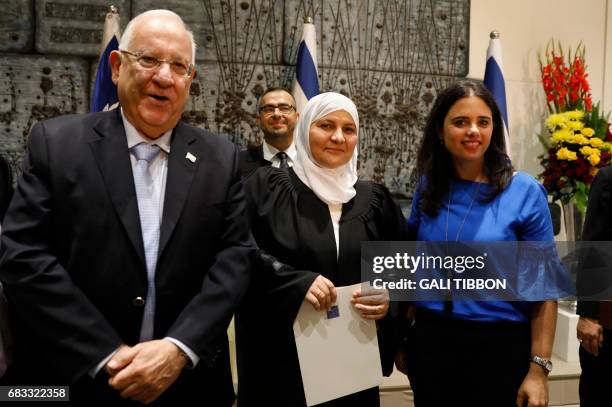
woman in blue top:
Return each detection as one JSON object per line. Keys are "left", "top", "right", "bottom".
{"left": 403, "top": 80, "right": 557, "bottom": 406}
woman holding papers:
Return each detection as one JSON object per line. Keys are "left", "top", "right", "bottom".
{"left": 403, "top": 79, "right": 560, "bottom": 406}
{"left": 236, "top": 92, "right": 408, "bottom": 406}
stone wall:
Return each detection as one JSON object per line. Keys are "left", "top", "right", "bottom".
{"left": 0, "top": 0, "right": 469, "bottom": 198}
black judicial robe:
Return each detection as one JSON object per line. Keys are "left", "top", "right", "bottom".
{"left": 236, "top": 167, "right": 408, "bottom": 406}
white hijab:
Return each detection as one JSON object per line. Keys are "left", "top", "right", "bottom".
{"left": 293, "top": 92, "right": 360, "bottom": 205}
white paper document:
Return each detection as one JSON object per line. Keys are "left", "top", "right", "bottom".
{"left": 293, "top": 283, "right": 382, "bottom": 406}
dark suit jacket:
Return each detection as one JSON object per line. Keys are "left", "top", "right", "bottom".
{"left": 578, "top": 166, "right": 612, "bottom": 318}
{"left": 0, "top": 109, "right": 254, "bottom": 405}
{"left": 0, "top": 154, "right": 12, "bottom": 221}
{"left": 238, "top": 145, "right": 270, "bottom": 177}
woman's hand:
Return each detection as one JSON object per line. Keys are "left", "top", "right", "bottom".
{"left": 304, "top": 275, "right": 337, "bottom": 311}
{"left": 351, "top": 287, "right": 389, "bottom": 320}
{"left": 516, "top": 365, "right": 549, "bottom": 407}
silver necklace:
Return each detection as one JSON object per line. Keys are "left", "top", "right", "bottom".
{"left": 445, "top": 180, "right": 482, "bottom": 241}
{"left": 443, "top": 179, "right": 482, "bottom": 312}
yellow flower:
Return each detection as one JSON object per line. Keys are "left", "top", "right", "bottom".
{"left": 581, "top": 127, "right": 595, "bottom": 137}
{"left": 580, "top": 146, "right": 600, "bottom": 157}
{"left": 591, "top": 167, "right": 600, "bottom": 177}
{"left": 589, "top": 137, "right": 604, "bottom": 148}
{"left": 564, "top": 110, "right": 585, "bottom": 121}
{"left": 556, "top": 147, "right": 578, "bottom": 161}
{"left": 588, "top": 154, "right": 601, "bottom": 166}
{"left": 570, "top": 134, "right": 590, "bottom": 145}
{"left": 546, "top": 113, "right": 567, "bottom": 131}
{"left": 551, "top": 129, "right": 569, "bottom": 143}
{"left": 567, "top": 120, "right": 585, "bottom": 131}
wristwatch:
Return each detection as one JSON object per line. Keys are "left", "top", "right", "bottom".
{"left": 530, "top": 356, "right": 553, "bottom": 374}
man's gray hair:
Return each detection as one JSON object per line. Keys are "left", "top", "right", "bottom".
{"left": 119, "top": 9, "right": 197, "bottom": 65}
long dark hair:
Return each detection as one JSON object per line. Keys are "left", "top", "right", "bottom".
{"left": 416, "top": 79, "right": 513, "bottom": 217}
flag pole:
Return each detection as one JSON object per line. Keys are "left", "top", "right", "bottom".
{"left": 101, "top": 6, "right": 119, "bottom": 49}
{"left": 484, "top": 30, "right": 511, "bottom": 158}
{"left": 91, "top": 5, "right": 121, "bottom": 112}
{"left": 292, "top": 15, "right": 319, "bottom": 113}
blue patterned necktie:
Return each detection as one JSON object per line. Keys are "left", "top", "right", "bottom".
{"left": 131, "top": 143, "right": 161, "bottom": 341}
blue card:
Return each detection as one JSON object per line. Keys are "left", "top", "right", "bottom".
{"left": 326, "top": 305, "right": 339, "bottom": 319}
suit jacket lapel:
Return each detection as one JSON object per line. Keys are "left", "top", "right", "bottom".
{"left": 248, "top": 145, "right": 269, "bottom": 165}
{"left": 254, "top": 145, "right": 268, "bottom": 165}
{"left": 159, "top": 122, "right": 200, "bottom": 257}
{"left": 89, "top": 109, "right": 146, "bottom": 265}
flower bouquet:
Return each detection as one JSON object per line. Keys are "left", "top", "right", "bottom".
{"left": 538, "top": 41, "right": 612, "bottom": 213}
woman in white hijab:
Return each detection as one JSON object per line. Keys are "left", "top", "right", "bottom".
{"left": 236, "top": 92, "right": 409, "bottom": 407}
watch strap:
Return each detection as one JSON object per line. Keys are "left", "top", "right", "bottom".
{"left": 530, "top": 355, "right": 552, "bottom": 373}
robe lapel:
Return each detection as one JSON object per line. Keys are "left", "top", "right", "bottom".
{"left": 158, "top": 122, "right": 200, "bottom": 257}
{"left": 290, "top": 170, "right": 339, "bottom": 278}
{"left": 89, "top": 110, "right": 146, "bottom": 266}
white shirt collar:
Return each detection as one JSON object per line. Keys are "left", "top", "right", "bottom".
{"left": 262, "top": 140, "right": 296, "bottom": 163}
{"left": 121, "top": 108, "right": 172, "bottom": 153}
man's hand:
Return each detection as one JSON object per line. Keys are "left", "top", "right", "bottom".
{"left": 516, "top": 365, "right": 549, "bottom": 407}
{"left": 105, "top": 344, "right": 134, "bottom": 377}
{"left": 107, "top": 339, "right": 188, "bottom": 404}
{"left": 305, "top": 275, "right": 337, "bottom": 311}
{"left": 351, "top": 287, "right": 389, "bottom": 320}
{"left": 577, "top": 316, "right": 604, "bottom": 356}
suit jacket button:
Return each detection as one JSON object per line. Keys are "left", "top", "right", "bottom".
{"left": 133, "top": 296, "right": 145, "bottom": 307}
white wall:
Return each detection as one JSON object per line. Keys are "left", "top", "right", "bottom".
{"left": 604, "top": 1, "right": 612, "bottom": 114}
{"left": 468, "top": 0, "right": 610, "bottom": 176}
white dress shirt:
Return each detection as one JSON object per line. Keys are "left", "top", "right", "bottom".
{"left": 328, "top": 204, "right": 342, "bottom": 259}
{"left": 89, "top": 110, "right": 199, "bottom": 377}
{"left": 262, "top": 141, "right": 296, "bottom": 167}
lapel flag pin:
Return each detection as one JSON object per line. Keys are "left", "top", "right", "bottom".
{"left": 185, "top": 152, "right": 196, "bottom": 163}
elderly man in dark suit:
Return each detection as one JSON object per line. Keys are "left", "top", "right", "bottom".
{"left": 239, "top": 87, "right": 299, "bottom": 177}
{"left": 0, "top": 10, "right": 253, "bottom": 405}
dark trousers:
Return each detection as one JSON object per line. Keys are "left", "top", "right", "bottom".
{"left": 404, "top": 308, "right": 531, "bottom": 407}
{"left": 317, "top": 387, "right": 379, "bottom": 407}
{"left": 579, "top": 328, "right": 612, "bottom": 407}
{"left": 1, "top": 360, "right": 234, "bottom": 407}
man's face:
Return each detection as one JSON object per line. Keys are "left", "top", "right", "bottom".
{"left": 257, "top": 91, "right": 298, "bottom": 145}
{"left": 110, "top": 16, "right": 195, "bottom": 139}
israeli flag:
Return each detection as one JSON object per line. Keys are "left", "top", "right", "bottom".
{"left": 91, "top": 7, "right": 121, "bottom": 112}
{"left": 292, "top": 17, "right": 319, "bottom": 113}
{"left": 483, "top": 31, "right": 510, "bottom": 157}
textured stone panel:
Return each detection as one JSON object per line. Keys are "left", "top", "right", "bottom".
{"left": 284, "top": 0, "right": 469, "bottom": 76}
{"left": 36, "top": 0, "right": 131, "bottom": 56}
{"left": 314, "top": 67, "right": 455, "bottom": 197}
{"left": 182, "top": 61, "right": 290, "bottom": 147}
{"left": 188, "top": 60, "right": 455, "bottom": 197}
{"left": 133, "top": 0, "right": 284, "bottom": 64}
{"left": 0, "top": 54, "right": 89, "bottom": 176}
{"left": 0, "top": 0, "right": 34, "bottom": 52}
{"left": 0, "top": 0, "right": 471, "bottom": 199}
